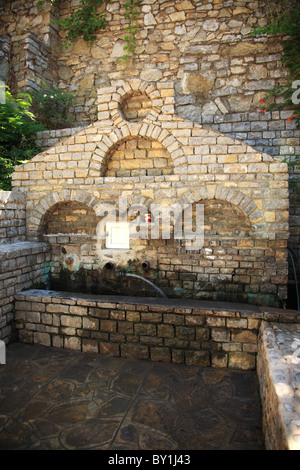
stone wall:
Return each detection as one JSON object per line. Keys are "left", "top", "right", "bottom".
{"left": 11, "top": 80, "right": 290, "bottom": 307}
{"left": 0, "top": 0, "right": 59, "bottom": 92}
{"left": 35, "top": 126, "right": 86, "bottom": 151}
{"left": 0, "top": 1, "right": 297, "bottom": 129}
{"left": 0, "top": 191, "right": 51, "bottom": 343}
{"left": 257, "top": 322, "right": 300, "bottom": 450}
{"left": 14, "top": 289, "right": 300, "bottom": 371}
{"left": 0, "top": 37, "right": 11, "bottom": 85}
{"left": 4, "top": 0, "right": 297, "bottom": 301}
{"left": 0, "top": 191, "right": 26, "bottom": 244}
{"left": 0, "top": 242, "right": 50, "bottom": 343}
{"left": 15, "top": 32, "right": 58, "bottom": 92}
{"left": 1, "top": 1, "right": 298, "bottom": 307}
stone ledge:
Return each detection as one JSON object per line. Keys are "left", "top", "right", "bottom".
{"left": 257, "top": 322, "right": 300, "bottom": 450}
{"left": 0, "top": 242, "right": 49, "bottom": 259}
{"left": 14, "top": 290, "right": 300, "bottom": 372}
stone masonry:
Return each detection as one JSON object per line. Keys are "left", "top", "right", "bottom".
{"left": 1, "top": 0, "right": 299, "bottom": 303}
{"left": 14, "top": 289, "right": 300, "bottom": 371}
{"left": 12, "top": 79, "right": 289, "bottom": 307}
{"left": 0, "top": 192, "right": 51, "bottom": 343}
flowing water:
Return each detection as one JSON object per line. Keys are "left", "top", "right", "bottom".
{"left": 124, "top": 273, "right": 168, "bottom": 298}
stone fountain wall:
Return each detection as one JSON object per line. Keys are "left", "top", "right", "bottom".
{"left": 1, "top": 0, "right": 298, "bottom": 298}
{"left": 11, "top": 79, "right": 290, "bottom": 307}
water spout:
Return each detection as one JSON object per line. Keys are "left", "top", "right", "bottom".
{"left": 123, "top": 273, "right": 168, "bottom": 298}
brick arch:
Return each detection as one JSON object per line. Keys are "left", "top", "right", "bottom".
{"left": 116, "top": 79, "right": 162, "bottom": 123}
{"left": 98, "top": 78, "right": 165, "bottom": 125}
{"left": 89, "top": 122, "right": 188, "bottom": 177}
{"left": 29, "top": 189, "right": 102, "bottom": 237}
{"left": 178, "top": 186, "right": 267, "bottom": 238}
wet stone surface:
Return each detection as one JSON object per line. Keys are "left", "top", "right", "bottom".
{"left": 0, "top": 343, "right": 264, "bottom": 450}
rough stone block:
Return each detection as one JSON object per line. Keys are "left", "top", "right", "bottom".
{"left": 228, "top": 352, "right": 256, "bottom": 370}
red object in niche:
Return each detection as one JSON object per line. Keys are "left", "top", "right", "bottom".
{"left": 145, "top": 213, "right": 151, "bottom": 223}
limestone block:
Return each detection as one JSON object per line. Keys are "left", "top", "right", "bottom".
{"left": 169, "top": 11, "right": 186, "bottom": 22}
{"left": 181, "top": 73, "right": 214, "bottom": 95}
{"left": 61, "top": 315, "right": 82, "bottom": 328}
{"left": 140, "top": 68, "right": 163, "bottom": 82}
{"left": 33, "top": 332, "right": 51, "bottom": 347}
{"left": 249, "top": 64, "right": 268, "bottom": 80}
{"left": 227, "top": 42, "right": 267, "bottom": 57}
{"left": 233, "top": 7, "right": 250, "bottom": 15}
{"left": 111, "top": 41, "right": 125, "bottom": 58}
{"left": 64, "top": 336, "right": 81, "bottom": 350}
{"left": 229, "top": 352, "right": 256, "bottom": 370}
{"left": 175, "top": 1, "right": 194, "bottom": 10}
{"left": 203, "top": 19, "right": 219, "bottom": 31}
{"left": 144, "top": 13, "right": 157, "bottom": 26}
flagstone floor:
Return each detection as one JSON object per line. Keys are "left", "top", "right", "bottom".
{"left": 0, "top": 342, "right": 264, "bottom": 450}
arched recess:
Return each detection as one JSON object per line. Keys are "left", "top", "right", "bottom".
{"left": 178, "top": 186, "right": 267, "bottom": 238}
{"left": 148, "top": 190, "right": 268, "bottom": 303}
{"left": 119, "top": 90, "right": 154, "bottom": 122}
{"left": 98, "top": 78, "right": 164, "bottom": 125}
{"left": 29, "top": 189, "right": 101, "bottom": 239}
{"left": 41, "top": 201, "right": 99, "bottom": 236}
{"left": 102, "top": 135, "right": 174, "bottom": 177}
{"left": 89, "top": 122, "right": 188, "bottom": 177}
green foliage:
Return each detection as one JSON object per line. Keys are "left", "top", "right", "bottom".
{"left": 0, "top": 89, "right": 44, "bottom": 190}
{"left": 252, "top": 5, "right": 300, "bottom": 129}
{"left": 123, "top": 0, "right": 142, "bottom": 60}
{"left": 58, "top": 0, "right": 108, "bottom": 47}
{"left": 38, "top": 0, "right": 142, "bottom": 58}
{"left": 38, "top": 0, "right": 108, "bottom": 47}
{"left": 30, "top": 84, "right": 75, "bottom": 130}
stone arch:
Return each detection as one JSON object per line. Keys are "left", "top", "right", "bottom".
{"left": 89, "top": 122, "right": 188, "bottom": 177}
{"left": 29, "top": 189, "right": 102, "bottom": 238}
{"left": 103, "top": 135, "right": 175, "bottom": 177}
{"left": 98, "top": 79, "right": 165, "bottom": 125}
{"left": 178, "top": 186, "right": 267, "bottom": 238}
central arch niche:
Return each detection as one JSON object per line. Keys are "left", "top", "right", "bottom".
{"left": 103, "top": 136, "right": 174, "bottom": 177}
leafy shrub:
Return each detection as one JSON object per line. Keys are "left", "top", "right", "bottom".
{"left": 30, "top": 84, "right": 75, "bottom": 130}
{"left": 0, "top": 89, "right": 44, "bottom": 190}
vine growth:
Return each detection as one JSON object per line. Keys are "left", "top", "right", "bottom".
{"left": 252, "top": 4, "right": 300, "bottom": 129}
{"left": 38, "top": 0, "right": 142, "bottom": 57}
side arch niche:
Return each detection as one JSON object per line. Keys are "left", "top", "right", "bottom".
{"left": 152, "top": 197, "right": 269, "bottom": 304}
{"left": 41, "top": 201, "right": 98, "bottom": 236}
{"left": 40, "top": 200, "right": 99, "bottom": 291}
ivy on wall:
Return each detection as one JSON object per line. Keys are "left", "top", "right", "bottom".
{"left": 253, "top": 4, "right": 300, "bottom": 129}
{"left": 39, "top": 0, "right": 142, "bottom": 58}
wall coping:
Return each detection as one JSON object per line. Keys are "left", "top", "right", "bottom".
{"left": 258, "top": 322, "right": 300, "bottom": 450}
{"left": 15, "top": 289, "right": 300, "bottom": 321}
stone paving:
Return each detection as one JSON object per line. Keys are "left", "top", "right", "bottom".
{"left": 0, "top": 343, "right": 264, "bottom": 450}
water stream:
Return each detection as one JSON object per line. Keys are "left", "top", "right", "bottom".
{"left": 123, "top": 273, "right": 168, "bottom": 299}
